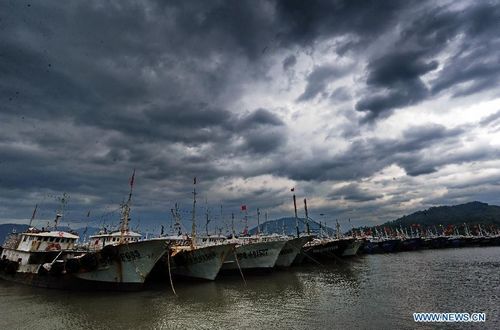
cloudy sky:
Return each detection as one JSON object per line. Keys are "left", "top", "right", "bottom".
{"left": 1, "top": 0, "right": 500, "bottom": 233}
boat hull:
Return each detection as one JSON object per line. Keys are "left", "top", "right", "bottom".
{"left": 221, "top": 240, "right": 286, "bottom": 271}
{"left": 303, "top": 238, "right": 354, "bottom": 261}
{"left": 73, "top": 238, "right": 168, "bottom": 286}
{"left": 275, "top": 236, "right": 313, "bottom": 268}
{"left": 342, "top": 239, "right": 363, "bottom": 257}
{"left": 171, "top": 243, "right": 235, "bottom": 280}
{"left": 0, "top": 271, "right": 143, "bottom": 291}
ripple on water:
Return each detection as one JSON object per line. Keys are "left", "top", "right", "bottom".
{"left": 0, "top": 247, "right": 498, "bottom": 329}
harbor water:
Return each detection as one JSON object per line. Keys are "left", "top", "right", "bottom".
{"left": 0, "top": 246, "right": 498, "bottom": 329}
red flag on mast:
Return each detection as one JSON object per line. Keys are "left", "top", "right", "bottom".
{"left": 241, "top": 205, "right": 247, "bottom": 211}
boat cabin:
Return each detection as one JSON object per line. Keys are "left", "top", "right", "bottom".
{"left": 1, "top": 229, "right": 79, "bottom": 269}
{"left": 15, "top": 231, "right": 78, "bottom": 252}
{"left": 88, "top": 230, "right": 142, "bottom": 251}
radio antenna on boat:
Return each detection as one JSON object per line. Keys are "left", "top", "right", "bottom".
{"left": 191, "top": 177, "right": 197, "bottom": 248}
{"left": 54, "top": 193, "right": 68, "bottom": 230}
{"left": 292, "top": 188, "right": 299, "bottom": 238}
{"left": 205, "top": 197, "right": 211, "bottom": 236}
{"left": 171, "top": 203, "right": 182, "bottom": 235}
{"left": 120, "top": 169, "right": 135, "bottom": 242}
{"left": 265, "top": 211, "right": 268, "bottom": 234}
{"left": 28, "top": 204, "right": 38, "bottom": 228}
{"left": 304, "top": 198, "right": 310, "bottom": 235}
{"left": 231, "top": 212, "right": 235, "bottom": 238}
{"left": 257, "top": 208, "right": 260, "bottom": 236}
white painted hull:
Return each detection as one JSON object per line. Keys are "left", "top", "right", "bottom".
{"left": 221, "top": 240, "right": 286, "bottom": 271}
{"left": 172, "top": 243, "right": 235, "bottom": 280}
{"left": 275, "top": 236, "right": 313, "bottom": 267}
{"left": 75, "top": 238, "right": 168, "bottom": 284}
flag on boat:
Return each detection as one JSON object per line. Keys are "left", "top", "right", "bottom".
{"left": 291, "top": 187, "right": 295, "bottom": 192}
{"left": 241, "top": 205, "right": 247, "bottom": 211}
{"left": 193, "top": 177, "right": 197, "bottom": 185}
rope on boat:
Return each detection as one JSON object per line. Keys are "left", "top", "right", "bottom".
{"left": 232, "top": 247, "right": 246, "bottom": 287}
{"left": 167, "top": 249, "right": 177, "bottom": 297}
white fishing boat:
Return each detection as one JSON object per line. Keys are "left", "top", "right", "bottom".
{"left": 158, "top": 181, "right": 236, "bottom": 281}
{"left": 275, "top": 235, "right": 314, "bottom": 267}
{"left": 169, "top": 237, "right": 235, "bottom": 280}
{"left": 221, "top": 235, "right": 287, "bottom": 271}
{"left": 68, "top": 171, "right": 177, "bottom": 290}
{"left": 0, "top": 204, "right": 86, "bottom": 289}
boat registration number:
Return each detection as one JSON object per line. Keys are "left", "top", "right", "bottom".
{"left": 237, "top": 249, "right": 268, "bottom": 259}
{"left": 120, "top": 250, "right": 141, "bottom": 262}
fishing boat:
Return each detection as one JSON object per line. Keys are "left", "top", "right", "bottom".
{"left": 221, "top": 235, "right": 287, "bottom": 272}
{"left": 0, "top": 202, "right": 87, "bottom": 289}
{"left": 275, "top": 235, "right": 314, "bottom": 267}
{"left": 169, "top": 237, "right": 235, "bottom": 280}
{"left": 342, "top": 238, "right": 364, "bottom": 256}
{"left": 165, "top": 193, "right": 236, "bottom": 281}
{"left": 68, "top": 171, "right": 177, "bottom": 290}
{"left": 0, "top": 225, "right": 82, "bottom": 288}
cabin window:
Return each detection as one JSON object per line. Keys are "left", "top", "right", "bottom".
{"left": 22, "top": 236, "right": 27, "bottom": 242}
{"left": 43, "top": 237, "right": 48, "bottom": 241}
{"left": 49, "top": 237, "right": 54, "bottom": 242}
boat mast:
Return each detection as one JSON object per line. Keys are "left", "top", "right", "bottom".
{"left": 304, "top": 198, "right": 310, "bottom": 235}
{"left": 54, "top": 193, "right": 68, "bottom": 230}
{"left": 28, "top": 204, "right": 38, "bottom": 228}
{"left": 231, "top": 212, "right": 235, "bottom": 238}
{"left": 191, "top": 177, "right": 197, "bottom": 248}
{"left": 292, "top": 188, "right": 299, "bottom": 238}
{"left": 265, "top": 211, "right": 268, "bottom": 235}
{"left": 205, "top": 197, "right": 210, "bottom": 236}
{"left": 120, "top": 169, "right": 135, "bottom": 242}
{"left": 257, "top": 208, "right": 260, "bottom": 236}
{"left": 171, "top": 203, "right": 182, "bottom": 235}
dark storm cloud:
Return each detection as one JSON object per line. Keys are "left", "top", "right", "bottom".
{"left": 275, "top": 0, "right": 408, "bottom": 47}
{"left": 1, "top": 0, "right": 500, "bottom": 227}
{"left": 276, "top": 124, "right": 476, "bottom": 181}
{"left": 354, "top": 2, "right": 500, "bottom": 120}
{"left": 282, "top": 55, "right": 297, "bottom": 71}
{"left": 355, "top": 51, "right": 438, "bottom": 121}
{"left": 479, "top": 110, "right": 500, "bottom": 127}
{"left": 297, "top": 65, "right": 350, "bottom": 102}
{"left": 329, "top": 183, "right": 383, "bottom": 202}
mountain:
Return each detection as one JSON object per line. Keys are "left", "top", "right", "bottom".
{"left": 248, "top": 217, "right": 334, "bottom": 236}
{"left": 387, "top": 201, "right": 500, "bottom": 228}
{"left": 0, "top": 224, "right": 100, "bottom": 244}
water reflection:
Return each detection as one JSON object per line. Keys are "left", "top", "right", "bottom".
{"left": 0, "top": 247, "right": 498, "bottom": 329}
